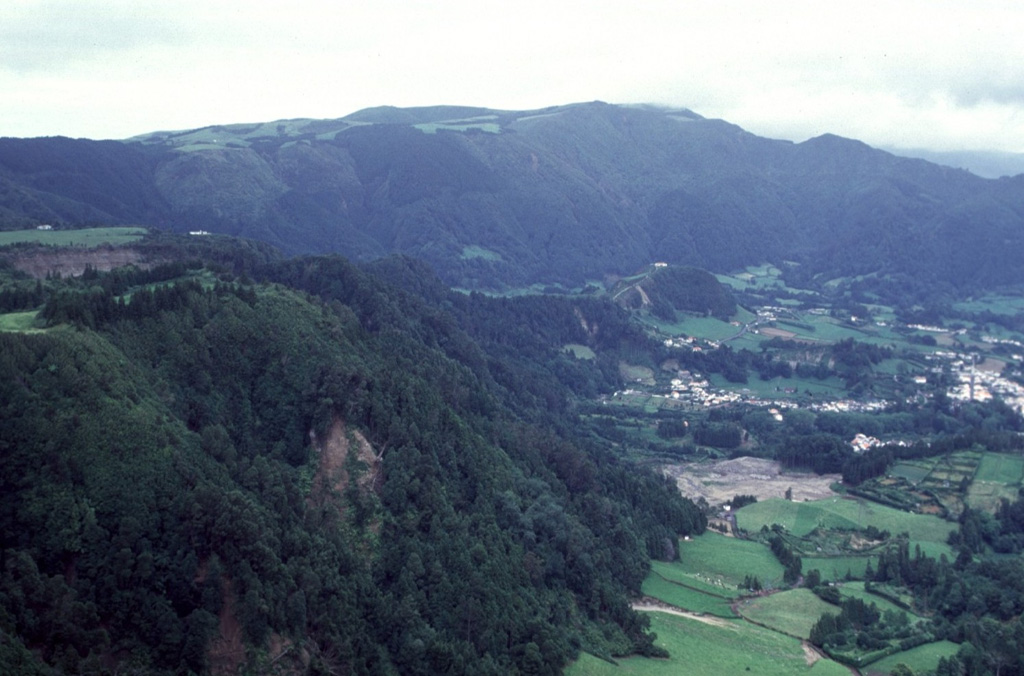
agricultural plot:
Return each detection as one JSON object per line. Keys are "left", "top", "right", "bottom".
{"left": 802, "top": 556, "right": 875, "bottom": 582}
{"left": 862, "top": 641, "right": 960, "bottom": 676}
{"left": 677, "top": 533, "right": 786, "bottom": 589}
{"left": 737, "top": 498, "right": 956, "bottom": 549}
{"left": 967, "top": 453, "right": 1024, "bottom": 511}
{"left": 567, "top": 612, "right": 850, "bottom": 676}
{"left": 649, "top": 560, "right": 743, "bottom": 599}
{"left": 974, "top": 453, "right": 1024, "bottom": 483}
{"left": 837, "top": 582, "right": 917, "bottom": 621}
{"left": 737, "top": 589, "right": 837, "bottom": 639}
{"left": 710, "top": 373, "right": 848, "bottom": 399}
{"left": 890, "top": 462, "right": 931, "bottom": 485}
{"left": 640, "top": 573, "right": 737, "bottom": 618}
{"left": 0, "top": 226, "right": 147, "bottom": 248}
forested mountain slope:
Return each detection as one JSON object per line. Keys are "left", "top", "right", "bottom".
{"left": 2, "top": 102, "right": 1023, "bottom": 291}
{"left": 0, "top": 250, "right": 704, "bottom": 675}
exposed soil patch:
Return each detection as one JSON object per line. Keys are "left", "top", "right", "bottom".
{"left": 308, "top": 418, "right": 379, "bottom": 507}
{"left": 801, "top": 640, "right": 824, "bottom": 666}
{"left": 207, "top": 576, "right": 245, "bottom": 676}
{"left": 662, "top": 457, "right": 841, "bottom": 505}
{"left": 631, "top": 599, "right": 735, "bottom": 629}
{"left": 759, "top": 326, "right": 798, "bottom": 339}
{"left": 5, "top": 246, "right": 161, "bottom": 278}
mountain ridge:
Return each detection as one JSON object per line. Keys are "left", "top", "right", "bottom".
{"left": 1, "top": 102, "right": 1022, "bottom": 293}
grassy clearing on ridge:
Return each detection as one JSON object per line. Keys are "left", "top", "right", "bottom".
{"left": 0, "top": 310, "right": 44, "bottom": 333}
{"left": 0, "top": 227, "right": 147, "bottom": 248}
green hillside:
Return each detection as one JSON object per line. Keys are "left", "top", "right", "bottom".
{"left": 0, "top": 249, "right": 705, "bottom": 674}
{"left": 2, "top": 103, "right": 1024, "bottom": 296}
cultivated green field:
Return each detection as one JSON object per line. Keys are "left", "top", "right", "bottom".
{"left": 0, "top": 226, "right": 147, "bottom": 247}
{"left": 567, "top": 612, "right": 850, "bottom": 676}
{"left": 974, "top": 453, "right": 1024, "bottom": 483}
{"left": 802, "top": 555, "right": 876, "bottom": 581}
{"left": 953, "top": 293, "right": 1024, "bottom": 316}
{"left": 676, "top": 533, "right": 787, "bottom": 589}
{"left": 837, "top": 582, "right": 916, "bottom": 620}
{"left": 736, "top": 498, "right": 956, "bottom": 546}
{"left": 709, "top": 373, "right": 848, "bottom": 399}
{"left": 890, "top": 462, "right": 932, "bottom": 485}
{"left": 862, "top": 641, "right": 960, "bottom": 676}
{"left": 649, "top": 560, "right": 743, "bottom": 599}
{"left": 640, "top": 574, "right": 737, "bottom": 618}
{"left": 737, "top": 589, "right": 837, "bottom": 639}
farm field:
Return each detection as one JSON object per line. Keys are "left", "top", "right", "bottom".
{"left": 862, "top": 641, "right": 960, "bottom": 676}
{"left": 566, "top": 612, "right": 850, "bottom": 676}
{"left": 974, "top": 452, "right": 1024, "bottom": 483}
{"left": 0, "top": 226, "right": 147, "bottom": 247}
{"left": 890, "top": 461, "right": 931, "bottom": 485}
{"left": 837, "top": 582, "right": 917, "bottom": 620}
{"left": 736, "top": 497, "right": 956, "bottom": 546}
{"left": 640, "top": 574, "right": 737, "bottom": 618}
{"left": 736, "top": 589, "right": 837, "bottom": 639}
{"left": 649, "top": 560, "right": 743, "bottom": 599}
{"left": 676, "top": 533, "right": 786, "bottom": 589}
{"left": 802, "top": 555, "right": 875, "bottom": 582}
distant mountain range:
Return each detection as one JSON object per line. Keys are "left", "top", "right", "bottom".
{"left": 884, "top": 146, "right": 1024, "bottom": 180}
{"left": 2, "top": 102, "right": 1023, "bottom": 291}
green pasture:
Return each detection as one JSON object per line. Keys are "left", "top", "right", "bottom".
{"left": 837, "top": 582, "right": 916, "bottom": 620}
{"left": 905, "top": 540, "right": 955, "bottom": 563}
{"left": 641, "top": 574, "right": 738, "bottom": 617}
{"left": 619, "top": 362, "right": 656, "bottom": 385}
{"left": 974, "top": 453, "right": 1024, "bottom": 483}
{"left": 736, "top": 498, "right": 956, "bottom": 546}
{"left": 737, "top": 588, "right": 837, "bottom": 639}
{"left": 802, "top": 556, "right": 876, "bottom": 581}
{"left": 564, "top": 343, "right": 597, "bottom": 360}
{"left": 716, "top": 264, "right": 788, "bottom": 292}
{"left": 655, "top": 314, "right": 744, "bottom": 341}
{"left": 953, "top": 293, "right": 1024, "bottom": 316}
{"left": 710, "top": 373, "right": 847, "bottom": 399}
{"left": 567, "top": 612, "right": 850, "bottom": 676}
{"left": 677, "top": 533, "right": 786, "bottom": 589}
{"left": 968, "top": 481, "right": 1021, "bottom": 512}
{"left": 649, "top": 560, "right": 743, "bottom": 599}
{"left": 0, "top": 310, "right": 45, "bottom": 333}
{"left": 890, "top": 462, "right": 931, "bottom": 485}
{"left": 0, "top": 226, "right": 147, "bottom": 248}
{"left": 863, "top": 641, "right": 960, "bottom": 676}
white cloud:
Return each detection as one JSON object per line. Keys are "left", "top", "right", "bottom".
{"left": 2, "top": 0, "right": 1023, "bottom": 152}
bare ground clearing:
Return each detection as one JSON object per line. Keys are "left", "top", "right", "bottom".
{"left": 661, "top": 457, "right": 841, "bottom": 505}
{"left": 631, "top": 600, "right": 735, "bottom": 629}
{"left": 758, "top": 326, "right": 798, "bottom": 339}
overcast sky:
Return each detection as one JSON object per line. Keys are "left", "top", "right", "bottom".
{"left": 4, "top": 0, "right": 1023, "bottom": 153}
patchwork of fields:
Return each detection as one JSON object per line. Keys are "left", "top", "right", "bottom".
{"left": 580, "top": 450, "right": 1024, "bottom": 674}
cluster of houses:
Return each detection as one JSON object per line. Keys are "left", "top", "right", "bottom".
{"left": 663, "top": 335, "right": 718, "bottom": 351}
